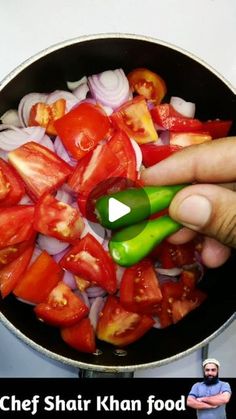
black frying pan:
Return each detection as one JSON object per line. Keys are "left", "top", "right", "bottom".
{"left": 0, "top": 34, "right": 236, "bottom": 375}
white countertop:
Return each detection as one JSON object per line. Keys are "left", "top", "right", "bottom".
{"left": 0, "top": 0, "right": 235, "bottom": 378}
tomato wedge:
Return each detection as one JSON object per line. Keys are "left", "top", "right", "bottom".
{"left": 127, "top": 68, "right": 167, "bottom": 104}
{"left": 96, "top": 296, "right": 154, "bottom": 347}
{"left": 152, "top": 240, "right": 197, "bottom": 268}
{"left": 60, "top": 234, "right": 117, "bottom": 294}
{"left": 34, "top": 281, "right": 89, "bottom": 327}
{"left": 170, "top": 132, "right": 212, "bottom": 147}
{"left": 61, "top": 317, "right": 96, "bottom": 353}
{"left": 111, "top": 96, "right": 158, "bottom": 144}
{"left": 0, "top": 245, "right": 34, "bottom": 298}
{"left": 0, "top": 206, "right": 35, "bottom": 249}
{"left": 13, "top": 250, "right": 63, "bottom": 304}
{"left": 195, "top": 119, "right": 232, "bottom": 139}
{"left": 120, "top": 260, "right": 162, "bottom": 313}
{"left": 34, "top": 193, "right": 84, "bottom": 242}
{"left": 8, "top": 141, "right": 72, "bottom": 201}
{"left": 0, "top": 158, "right": 25, "bottom": 207}
{"left": 140, "top": 144, "right": 182, "bottom": 167}
{"left": 28, "top": 99, "right": 66, "bottom": 136}
{"left": 0, "top": 237, "right": 35, "bottom": 269}
{"left": 54, "top": 102, "right": 112, "bottom": 160}
{"left": 151, "top": 104, "right": 203, "bottom": 132}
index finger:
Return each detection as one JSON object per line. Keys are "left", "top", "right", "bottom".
{"left": 141, "top": 137, "right": 236, "bottom": 185}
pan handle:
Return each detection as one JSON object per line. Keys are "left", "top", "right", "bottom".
{"left": 78, "top": 369, "right": 134, "bottom": 378}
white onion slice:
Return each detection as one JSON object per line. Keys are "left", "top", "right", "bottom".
{"left": 155, "top": 267, "right": 182, "bottom": 276}
{"left": 29, "top": 246, "right": 42, "bottom": 266}
{"left": 72, "top": 83, "right": 90, "bottom": 101}
{"left": 55, "top": 188, "right": 73, "bottom": 205}
{"left": 18, "top": 194, "right": 33, "bottom": 205}
{"left": 170, "top": 96, "right": 196, "bottom": 118}
{"left": 0, "top": 109, "right": 21, "bottom": 127}
{"left": 67, "top": 76, "right": 88, "bottom": 91}
{"left": 39, "top": 134, "right": 55, "bottom": 151}
{"left": 53, "top": 248, "right": 69, "bottom": 263}
{"left": 54, "top": 136, "right": 72, "bottom": 163}
{"left": 88, "top": 69, "right": 130, "bottom": 109}
{"left": 63, "top": 270, "right": 77, "bottom": 290}
{"left": 130, "top": 138, "right": 141, "bottom": 171}
{"left": 89, "top": 296, "right": 105, "bottom": 330}
{"left": 0, "top": 126, "right": 45, "bottom": 151}
{"left": 37, "top": 234, "right": 70, "bottom": 255}
{"left": 80, "top": 218, "right": 105, "bottom": 244}
{"left": 86, "top": 286, "right": 107, "bottom": 298}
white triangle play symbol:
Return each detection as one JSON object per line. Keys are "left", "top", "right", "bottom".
{"left": 108, "top": 197, "right": 131, "bottom": 222}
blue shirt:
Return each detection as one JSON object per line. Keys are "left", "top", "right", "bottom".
{"left": 188, "top": 380, "right": 231, "bottom": 419}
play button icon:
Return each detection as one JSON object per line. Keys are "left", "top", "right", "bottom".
{"left": 108, "top": 197, "right": 131, "bottom": 222}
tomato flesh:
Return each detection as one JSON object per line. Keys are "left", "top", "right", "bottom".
{"left": 0, "top": 206, "right": 35, "bottom": 249}
{"left": 28, "top": 99, "right": 66, "bottom": 136}
{"left": 120, "top": 259, "right": 162, "bottom": 313}
{"left": 61, "top": 318, "right": 96, "bottom": 353}
{"left": 54, "top": 102, "right": 112, "bottom": 160}
{"left": 96, "top": 296, "right": 154, "bottom": 347}
{"left": 128, "top": 68, "right": 167, "bottom": 104}
{"left": 140, "top": 144, "right": 182, "bottom": 167}
{"left": 151, "top": 104, "right": 203, "bottom": 132}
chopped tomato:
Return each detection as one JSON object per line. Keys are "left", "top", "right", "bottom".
{"left": 96, "top": 296, "right": 154, "bottom": 347}
{"left": 111, "top": 96, "right": 158, "bottom": 144}
{"left": 196, "top": 119, "right": 232, "bottom": 139}
{"left": 151, "top": 104, "right": 203, "bottom": 132}
{"left": 179, "top": 270, "right": 199, "bottom": 291}
{"left": 127, "top": 68, "right": 167, "bottom": 104}
{"left": 61, "top": 317, "right": 96, "bottom": 353}
{"left": 140, "top": 144, "right": 182, "bottom": 167}
{"left": 54, "top": 102, "right": 112, "bottom": 160}
{"left": 68, "top": 130, "right": 137, "bottom": 221}
{"left": 8, "top": 141, "right": 72, "bottom": 201}
{"left": 172, "top": 289, "right": 207, "bottom": 323}
{"left": 152, "top": 240, "right": 197, "bottom": 268}
{"left": 13, "top": 250, "right": 63, "bottom": 304}
{"left": 170, "top": 132, "right": 212, "bottom": 146}
{"left": 28, "top": 99, "right": 66, "bottom": 136}
{"left": 34, "top": 281, "right": 89, "bottom": 327}
{"left": 0, "top": 237, "right": 35, "bottom": 269}
{"left": 0, "top": 158, "right": 25, "bottom": 207}
{"left": 60, "top": 234, "right": 117, "bottom": 294}
{"left": 34, "top": 193, "right": 84, "bottom": 242}
{"left": 0, "top": 245, "right": 34, "bottom": 298}
{"left": 120, "top": 260, "right": 162, "bottom": 313}
{"left": 0, "top": 206, "right": 35, "bottom": 249}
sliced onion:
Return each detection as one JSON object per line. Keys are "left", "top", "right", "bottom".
{"left": 53, "top": 248, "right": 69, "bottom": 263}
{"left": 80, "top": 218, "right": 105, "bottom": 244}
{"left": 0, "top": 149, "right": 8, "bottom": 160}
{"left": 18, "top": 194, "right": 33, "bottom": 205}
{"left": 0, "top": 126, "right": 46, "bottom": 151}
{"left": 67, "top": 76, "right": 88, "bottom": 91}
{"left": 37, "top": 234, "right": 70, "bottom": 255}
{"left": 116, "top": 265, "right": 125, "bottom": 288}
{"left": 55, "top": 188, "right": 73, "bottom": 205}
{"left": 170, "top": 96, "right": 196, "bottom": 118}
{"left": 159, "top": 130, "right": 170, "bottom": 145}
{"left": 29, "top": 246, "right": 42, "bottom": 266}
{"left": 74, "top": 289, "right": 90, "bottom": 308}
{"left": 155, "top": 267, "right": 182, "bottom": 276}
{"left": 88, "top": 69, "right": 130, "bottom": 109}
{"left": 130, "top": 138, "right": 141, "bottom": 171}
{"left": 63, "top": 270, "right": 77, "bottom": 290}
{"left": 39, "top": 134, "right": 55, "bottom": 151}
{"left": 89, "top": 296, "right": 105, "bottom": 330}
{"left": 86, "top": 286, "right": 107, "bottom": 298}
{"left": 0, "top": 109, "right": 21, "bottom": 127}
{"left": 72, "top": 83, "right": 90, "bottom": 101}
{"left": 18, "top": 92, "right": 48, "bottom": 126}
{"left": 54, "top": 136, "right": 72, "bottom": 163}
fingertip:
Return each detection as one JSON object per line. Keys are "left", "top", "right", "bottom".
{"left": 201, "top": 237, "right": 231, "bottom": 268}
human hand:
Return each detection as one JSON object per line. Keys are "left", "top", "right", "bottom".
{"left": 141, "top": 137, "right": 236, "bottom": 268}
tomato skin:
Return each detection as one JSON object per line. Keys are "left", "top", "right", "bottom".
{"left": 60, "top": 234, "right": 117, "bottom": 294}
{"left": 61, "top": 318, "right": 96, "bottom": 353}
{"left": 111, "top": 96, "right": 158, "bottom": 144}
{"left": 34, "top": 281, "right": 89, "bottom": 327}
{"left": 34, "top": 193, "right": 84, "bottom": 242}
{"left": 196, "top": 120, "right": 232, "bottom": 139}
{"left": 0, "top": 158, "right": 25, "bottom": 207}
{"left": 96, "top": 296, "right": 154, "bottom": 347}
{"left": 8, "top": 141, "right": 72, "bottom": 201}
{"left": 0, "top": 237, "right": 35, "bottom": 269}
{"left": 0, "top": 245, "right": 34, "bottom": 298}
{"left": 127, "top": 68, "right": 167, "bottom": 104}
{"left": 140, "top": 144, "right": 182, "bottom": 167}
{"left": 152, "top": 240, "right": 197, "bottom": 268}
{"left": 28, "top": 99, "right": 66, "bottom": 136}
{"left": 151, "top": 104, "right": 203, "bottom": 132}
{"left": 13, "top": 250, "right": 63, "bottom": 304}
{"left": 120, "top": 260, "right": 162, "bottom": 313}
{"left": 0, "top": 205, "right": 35, "bottom": 249}
{"left": 54, "top": 102, "right": 112, "bottom": 160}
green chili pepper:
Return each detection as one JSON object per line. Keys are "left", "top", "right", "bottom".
{"left": 95, "top": 184, "right": 186, "bottom": 230}
{"left": 109, "top": 215, "right": 181, "bottom": 267}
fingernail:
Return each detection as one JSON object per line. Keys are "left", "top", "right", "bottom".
{"left": 173, "top": 195, "right": 212, "bottom": 230}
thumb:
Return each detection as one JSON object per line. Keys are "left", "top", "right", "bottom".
{"left": 169, "top": 184, "right": 236, "bottom": 248}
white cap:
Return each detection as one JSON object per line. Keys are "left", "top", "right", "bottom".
{"left": 202, "top": 358, "right": 220, "bottom": 368}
